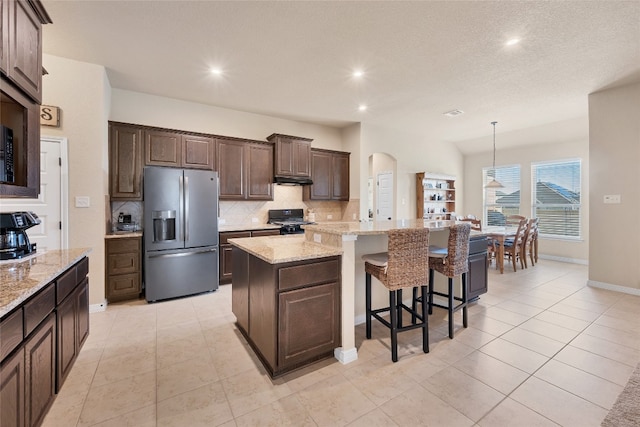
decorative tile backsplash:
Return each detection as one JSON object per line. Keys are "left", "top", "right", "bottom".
{"left": 110, "top": 185, "right": 360, "bottom": 231}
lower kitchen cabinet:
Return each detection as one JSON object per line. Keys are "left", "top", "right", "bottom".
{"left": 105, "top": 236, "right": 142, "bottom": 302}
{"left": 219, "top": 229, "right": 280, "bottom": 284}
{"left": 232, "top": 250, "right": 341, "bottom": 377}
{"left": 0, "top": 256, "right": 89, "bottom": 427}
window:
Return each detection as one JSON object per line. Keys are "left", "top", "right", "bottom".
{"left": 532, "top": 159, "right": 581, "bottom": 239}
{"left": 483, "top": 165, "right": 520, "bottom": 226}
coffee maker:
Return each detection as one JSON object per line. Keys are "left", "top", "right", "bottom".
{"left": 0, "top": 211, "right": 41, "bottom": 260}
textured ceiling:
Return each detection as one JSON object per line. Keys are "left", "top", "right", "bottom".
{"left": 41, "top": 1, "right": 640, "bottom": 154}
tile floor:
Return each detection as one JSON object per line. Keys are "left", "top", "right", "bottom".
{"left": 42, "top": 260, "right": 640, "bottom": 426}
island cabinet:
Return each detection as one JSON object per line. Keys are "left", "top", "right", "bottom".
{"left": 268, "top": 133, "right": 312, "bottom": 179}
{"left": 303, "top": 149, "right": 350, "bottom": 201}
{"left": 232, "top": 250, "right": 341, "bottom": 377}
{"left": 105, "top": 236, "right": 142, "bottom": 302}
{"left": 219, "top": 229, "right": 280, "bottom": 284}
{"left": 0, "top": 0, "right": 52, "bottom": 198}
{"left": 0, "top": 255, "right": 89, "bottom": 427}
{"left": 467, "top": 236, "right": 488, "bottom": 301}
{"left": 217, "top": 139, "right": 273, "bottom": 201}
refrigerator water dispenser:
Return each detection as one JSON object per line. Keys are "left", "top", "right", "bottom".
{"left": 152, "top": 210, "right": 176, "bottom": 242}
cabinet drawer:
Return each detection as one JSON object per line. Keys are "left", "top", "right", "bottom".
{"left": 0, "top": 309, "right": 24, "bottom": 361}
{"left": 107, "top": 252, "right": 140, "bottom": 275}
{"left": 107, "top": 273, "right": 141, "bottom": 300}
{"left": 220, "top": 231, "right": 251, "bottom": 244}
{"left": 278, "top": 258, "right": 339, "bottom": 291}
{"left": 23, "top": 284, "right": 55, "bottom": 337}
{"left": 107, "top": 238, "right": 140, "bottom": 254}
{"left": 76, "top": 256, "right": 89, "bottom": 280}
{"left": 251, "top": 229, "right": 281, "bottom": 237}
{"left": 56, "top": 266, "right": 77, "bottom": 305}
{"left": 469, "top": 237, "right": 488, "bottom": 255}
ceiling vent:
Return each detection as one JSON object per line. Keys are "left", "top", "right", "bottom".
{"left": 443, "top": 109, "right": 464, "bottom": 117}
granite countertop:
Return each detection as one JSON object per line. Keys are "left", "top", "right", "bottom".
{"left": 105, "top": 231, "right": 143, "bottom": 239}
{"left": 228, "top": 235, "right": 342, "bottom": 264}
{"left": 219, "top": 223, "right": 281, "bottom": 233}
{"left": 0, "top": 248, "right": 92, "bottom": 318}
{"left": 302, "top": 219, "right": 456, "bottom": 235}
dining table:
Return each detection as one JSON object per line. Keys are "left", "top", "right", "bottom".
{"left": 484, "top": 225, "right": 519, "bottom": 274}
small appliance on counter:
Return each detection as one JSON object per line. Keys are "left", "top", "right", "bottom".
{"left": 267, "top": 209, "right": 315, "bottom": 235}
{"left": 0, "top": 211, "right": 41, "bottom": 260}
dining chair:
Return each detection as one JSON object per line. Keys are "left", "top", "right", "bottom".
{"left": 362, "top": 228, "right": 430, "bottom": 362}
{"left": 460, "top": 217, "right": 481, "bottom": 231}
{"left": 522, "top": 217, "right": 539, "bottom": 267}
{"left": 495, "top": 217, "right": 527, "bottom": 272}
{"left": 506, "top": 214, "right": 526, "bottom": 226}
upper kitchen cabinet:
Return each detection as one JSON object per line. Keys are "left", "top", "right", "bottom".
{"left": 303, "top": 149, "right": 350, "bottom": 201}
{"left": 144, "top": 130, "right": 215, "bottom": 170}
{"left": 0, "top": 0, "right": 51, "bottom": 198}
{"left": 109, "top": 122, "right": 143, "bottom": 201}
{"left": 217, "top": 138, "right": 273, "bottom": 201}
{"left": 267, "top": 133, "right": 312, "bottom": 184}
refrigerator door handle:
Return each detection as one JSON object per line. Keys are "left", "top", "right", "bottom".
{"left": 148, "top": 247, "right": 217, "bottom": 259}
{"left": 179, "top": 174, "right": 184, "bottom": 242}
{"left": 184, "top": 175, "right": 190, "bottom": 243}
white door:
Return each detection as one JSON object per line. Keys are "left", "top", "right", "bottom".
{"left": 376, "top": 171, "right": 393, "bottom": 221}
{"left": 0, "top": 138, "right": 65, "bottom": 251}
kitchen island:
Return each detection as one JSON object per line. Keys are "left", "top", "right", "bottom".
{"left": 230, "top": 220, "right": 488, "bottom": 367}
{"left": 229, "top": 235, "right": 343, "bottom": 377}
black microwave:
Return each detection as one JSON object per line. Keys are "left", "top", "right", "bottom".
{"left": 0, "top": 125, "right": 14, "bottom": 183}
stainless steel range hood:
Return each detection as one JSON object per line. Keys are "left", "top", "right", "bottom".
{"left": 274, "top": 176, "right": 313, "bottom": 185}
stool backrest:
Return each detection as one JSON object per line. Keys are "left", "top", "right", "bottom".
{"left": 441, "top": 223, "right": 471, "bottom": 277}
{"left": 386, "top": 228, "right": 430, "bottom": 290}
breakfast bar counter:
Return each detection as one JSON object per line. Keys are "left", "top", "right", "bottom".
{"left": 302, "top": 220, "right": 488, "bottom": 364}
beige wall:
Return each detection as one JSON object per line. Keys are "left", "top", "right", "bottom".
{"left": 464, "top": 138, "right": 589, "bottom": 263}
{"left": 42, "top": 54, "right": 111, "bottom": 306}
{"left": 360, "top": 123, "right": 464, "bottom": 220}
{"left": 588, "top": 82, "right": 640, "bottom": 293}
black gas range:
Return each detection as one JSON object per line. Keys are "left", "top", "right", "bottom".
{"left": 267, "top": 209, "right": 314, "bottom": 235}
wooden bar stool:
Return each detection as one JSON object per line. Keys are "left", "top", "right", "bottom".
{"left": 362, "top": 228, "right": 430, "bottom": 362}
{"left": 426, "top": 223, "right": 471, "bottom": 339}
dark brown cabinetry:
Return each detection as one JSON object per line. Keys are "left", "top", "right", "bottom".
{"left": 232, "top": 250, "right": 341, "bottom": 377}
{"left": 109, "top": 123, "right": 143, "bottom": 201}
{"left": 467, "top": 236, "right": 488, "bottom": 301}
{"left": 303, "top": 149, "right": 350, "bottom": 201}
{"left": 0, "top": 256, "right": 89, "bottom": 427}
{"left": 268, "top": 133, "right": 312, "bottom": 179}
{"left": 217, "top": 139, "right": 274, "bottom": 201}
{"left": 105, "top": 236, "right": 142, "bottom": 302}
{"left": 219, "top": 229, "right": 280, "bottom": 284}
{"left": 144, "top": 130, "right": 215, "bottom": 170}
{"left": 0, "top": 0, "right": 51, "bottom": 198}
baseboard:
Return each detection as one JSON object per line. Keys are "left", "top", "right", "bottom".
{"left": 89, "top": 300, "right": 107, "bottom": 313}
{"left": 334, "top": 347, "right": 358, "bottom": 364}
{"left": 587, "top": 280, "right": 640, "bottom": 296}
{"left": 538, "top": 254, "right": 588, "bottom": 265}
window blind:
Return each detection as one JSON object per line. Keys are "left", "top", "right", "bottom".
{"left": 531, "top": 159, "right": 581, "bottom": 239}
{"left": 483, "top": 165, "right": 521, "bottom": 226}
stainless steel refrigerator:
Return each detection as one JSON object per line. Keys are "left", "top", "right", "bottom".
{"left": 143, "top": 167, "right": 219, "bottom": 302}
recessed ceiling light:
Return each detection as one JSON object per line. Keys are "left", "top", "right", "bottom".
{"left": 353, "top": 70, "right": 364, "bottom": 78}
{"left": 506, "top": 38, "right": 520, "bottom": 46}
{"left": 443, "top": 109, "right": 464, "bottom": 117}
{"left": 358, "top": 104, "right": 367, "bottom": 112}
{"left": 210, "top": 68, "right": 223, "bottom": 76}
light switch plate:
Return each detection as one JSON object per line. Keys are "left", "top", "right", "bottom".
{"left": 75, "top": 196, "right": 90, "bottom": 208}
{"left": 604, "top": 194, "right": 621, "bottom": 204}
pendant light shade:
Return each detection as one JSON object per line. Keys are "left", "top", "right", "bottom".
{"left": 485, "top": 121, "right": 504, "bottom": 189}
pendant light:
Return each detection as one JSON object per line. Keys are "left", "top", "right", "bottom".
{"left": 485, "top": 121, "right": 504, "bottom": 188}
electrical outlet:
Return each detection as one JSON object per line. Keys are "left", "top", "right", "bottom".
{"left": 327, "top": 214, "right": 333, "bottom": 220}
{"left": 352, "top": 213, "right": 357, "bottom": 220}
{"left": 604, "top": 194, "right": 621, "bottom": 204}
{"left": 314, "top": 233, "right": 321, "bottom": 243}
{"left": 75, "top": 196, "right": 90, "bottom": 208}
